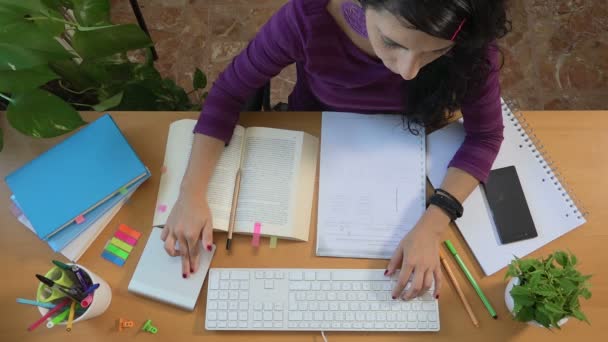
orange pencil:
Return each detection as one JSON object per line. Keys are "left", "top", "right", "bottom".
{"left": 440, "top": 251, "right": 480, "bottom": 327}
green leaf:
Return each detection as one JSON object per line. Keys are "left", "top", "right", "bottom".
{"left": 571, "top": 309, "right": 589, "bottom": 324}
{"left": 558, "top": 278, "right": 577, "bottom": 293}
{"left": 571, "top": 254, "right": 577, "bottom": 266}
{"left": 0, "top": 44, "right": 48, "bottom": 71}
{"left": 544, "top": 302, "right": 566, "bottom": 315}
{"left": 534, "top": 309, "right": 552, "bottom": 328}
{"left": 6, "top": 89, "right": 85, "bottom": 138}
{"left": 0, "top": 65, "right": 58, "bottom": 92}
{"left": 515, "top": 306, "right": 535, "bottom": 322}
{"left": 34, "top": 8, "right": 66, "bottom": 37}
{"left": 72, "top": 24, "right": 153, "bottom": 60}
{"left": 0, "top": 0, "right": 46, "bottom": 15}
{"left": 580, "top": 288, "right": 592, "bottom": 300}
{"left": 554, "top": 251, "right": 568, "bottom": 267}
{"left": 92, "top": 91, "right": 122, "bottom": 111}
{"left": 193, "top": 68, "right": 207, "bottom": 90}
{"left": 72, "top": 0, "right": 110, "bottom": 27}
{"left": 49, "top": 60, "right": 99, "bottom": 89}
{"left": 0, "top": 21, "right": 74, "bottom": 62}
{"left": 510, "top": 286, "right": 535, "bottom": 306}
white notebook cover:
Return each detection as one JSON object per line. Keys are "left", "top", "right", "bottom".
{"left": 426, "top": 99, "right": 586, "bottom": 275}
{"left": 128, "top": 228, "right": 215, "bottom": 311}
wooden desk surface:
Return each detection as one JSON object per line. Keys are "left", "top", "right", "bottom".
{"left": 1, "top": 111, "right": 606, "bottom": 342}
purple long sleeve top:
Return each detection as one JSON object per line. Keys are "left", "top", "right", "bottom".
{"left": 195, "top": 0, "right": 504, "bottom": 182}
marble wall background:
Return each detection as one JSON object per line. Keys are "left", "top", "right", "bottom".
{"left": 111, "top": 0, "right": 607, "bottom": 110}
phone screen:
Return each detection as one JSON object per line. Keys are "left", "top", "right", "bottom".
{"left": 483, "top": 166, "right": 538, "bottom": 244}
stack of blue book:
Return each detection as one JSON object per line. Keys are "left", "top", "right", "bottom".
{"left": 5, "top": 114, "right": 151, "bottom": 261}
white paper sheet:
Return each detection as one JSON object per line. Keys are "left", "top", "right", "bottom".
{"left": 316, "top": 112, "right": 426, "bottom": 259}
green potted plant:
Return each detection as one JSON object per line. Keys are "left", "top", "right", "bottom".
{"left": 504, "top": 251, "right": 592, "bottom": 329}
{"left": 0, "top": 0, "right": 208, "bottom": 151}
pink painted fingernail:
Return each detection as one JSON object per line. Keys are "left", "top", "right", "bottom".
{"left": 190, "top": 268, "right": 194, "bottom": 273}
{"left": 392, "top": 296, "right": 396, "bottom": 300}
{"left": 436, "top": 294, "right": 440, "bottom": 299}
{"left": 384, "top": 269, "right": 388, "bottom": 276}
{"left": 182, "top": 273, "right": 186, "bottom": 279}
{"left": 207, "top": 245, "right": 212, "bottom": 252}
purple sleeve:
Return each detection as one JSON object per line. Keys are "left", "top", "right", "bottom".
{"left": 194, "top": 1, "right": 305, "bottom": 142}
{"left": 447, "top": 45, "right": 505, "bottom": 183}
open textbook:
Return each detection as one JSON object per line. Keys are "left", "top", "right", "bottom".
{"left": 153, "top": 120, "right": 319, "bottom": 241}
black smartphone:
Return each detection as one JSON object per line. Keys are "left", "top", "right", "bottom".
{"left": 483, "top": 166, "right": 538, "bottom": 244}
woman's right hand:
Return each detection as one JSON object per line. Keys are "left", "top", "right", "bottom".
{"left": 160, "top": 190, "right": 214, "bottom": 278}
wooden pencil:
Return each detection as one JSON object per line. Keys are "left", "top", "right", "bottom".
{"left": 440, "top": 251, "right": 480, "bottom": 327}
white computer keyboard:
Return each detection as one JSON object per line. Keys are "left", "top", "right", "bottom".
{"left": 205, "top": 268, "right": 439, "bottom": 332}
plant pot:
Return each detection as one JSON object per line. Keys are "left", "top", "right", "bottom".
{"left": 505, "top": 277, "right": 569, "bottom": 328}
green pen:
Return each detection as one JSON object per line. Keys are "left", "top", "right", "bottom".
{"left": 52, "top": 260, "right": 72, "bottom": 271}
{"left": 444, "top": 240, "right": 498, "bottom": 319}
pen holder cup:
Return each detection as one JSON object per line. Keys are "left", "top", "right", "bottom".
{"left": 36, "top": 267, "right": 76, "bottom": 303}
{"left": 36, "top": 264, "right": 112, "bottom": 324}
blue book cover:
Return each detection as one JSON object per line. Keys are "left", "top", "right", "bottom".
{"left": 46, "top": 175, "right": 149, "bottom": 251}
{"left": 5, "top": 114, "right": 149, "bottom": 240}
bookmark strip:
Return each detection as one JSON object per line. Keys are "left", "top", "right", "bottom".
{"left": 118, "top": 224, "right": 141, "bottom": 240}
{"left": 105, "top": 243, "right": 129, "bottom": 260}
{"left": 114, "top": 230, "right": 137, "bottom": 246}
{"left": 251, "top": 222, "right": 261, "bottom": 247}
{"left": 157, "top": 204, "right": 167, "bottom": 213}
{"left": 119, "top": 187, "right": 128, "bottom": 195}
{"left": 75, "top": 215, "right": 85, "bottom": 224}
{"left": 101, "top": 250, "right": 126, "bottom": 266}
{"left": 110, "top": 237, "right": 133, "bottom": 253}
{"left": 269, "top": 236, "right": 278, "bottom": 248}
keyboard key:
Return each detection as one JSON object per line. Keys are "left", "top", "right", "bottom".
{"left": 306, "top": 292, "right": 316, "bottom": 301}
{"left": 228, "top": 321, "right": 238, "bottom": 328}
{"left": 254, "top": 312, "right": 262, "bottom": 321}
{"left": 343, "top": 322, "right": 352, "bottom": 329}
{"left": 311, "top": 322, "right": 321, "bottom": 328}
{"left": 274, "top": 311, "right": 283, "bottom": 321}
{"left": 321, "top": 322, "right": 330, "bottom": 329}
{"left": 219, "top": 301, "right": 228, "bottom": 310}
{"left": 263, "top": 321, "right": 272, "bottom": 328}
{"left": 335, "top": 312, "right": 344, "bottom": 321}
{"left": 321, "top": 282, "right": 331, "bottom": 291}
{"left": 265, "top": 271, "right": 274, "bottom": 279}
{"left": 360, "top": 303, "right": 370, "bottom": 311}
{"left": 408, "top": 312, "right": 417, "bottom": 322}
{"left": 263, "top": 312, "right": 272, "bottom": 321}
{"left": 208, "top": 301, "right": 218, "bottom": 310}
{"left": 429, "top": 322, "right": 439, "bottom": 330}
{"left": 428, "top": 312, "right": 437, "bottom": 322}
{"left": 207, "top": 311, "right": 217, "bottom": 320}
{"left": 339, "top": 303, "right": 349, "bottom": 311}
{"left": 368, "top": 292, "right": 377, "bottom": 301}
{"left": 239, "top": 301, "right": 248, "bottom": 310}
{"left": 374, "top": 322, "right": 385, "bottom": 329}
{"left": 264, "top": 280, "right": 274, "bottom": 289}
{"left": 229, "top": 302, "right": 238, "bottom": 310}
{"left": 377, "top": 312, "right": 386, "bottom": 321}
{"left": 264, "top": 303, "right": 273, "bottom": 311}
{"left": 418, "top": 322, "right": 428, "bottom": 329}
{"left": 240, "top": 280, "right": 249, "bottom": 290}
{"left": 209, "top": 272, "right": 220, "bottom": 289}
{"left": 255, "top": 271, "right": 264, "bottom": 279}
{"left": 274, "top": 303, "right": 283, "bottom": 311}
{"left": 412, "top": 302, "right": 422, "bottom": 311}
{"left": 220, "top": 281, "right": 229, "bottom": 290}
{"left": 352, "top": 282, "right": 361, "bottom": 291}
{"left": 386, "top": 322, "right": 395, "bottom": 329}
{"left": 299, "top": 322, "right": 309, "bottom": 328}
{"left": 331, "top": 282, "right": 341, "bottom": 291}
{"left": 208, "top": 291, "right": 219, "bottom": 300}
{"left": 331, "top": 270, "right": 386, "bottom": 281}
{"left": 298, "top": 302, "right": 308, "bottom": 311}
{"left": 229, "top": 292, "right": 238, "bottom": 300}
{"left": 220, "top": 271, "right": 230, "bottom": 279}
{"left": 274, "top": 322, "right": 283, "bottom": 328}
{"left": 402, "top": 302, "right": 411, "bottom": 310}
{"left": 240, "top": 291, "right": 249, "bottom": 300}
{"left": 407, "top": 322, "right": 417, "bottom": 329}
{"left": 357, "top": 292, "right": 366, "bottom": 301}
{"left": 254, "top": 303, "right": 262, "bottom": 311}
{"left": 317, "top": 271, "right": 331, "bottom": 280}
{"left": 253, "top": 322, "right": 262, "bottom": 328}
{"left": 289, "top": 272, "right": 303, "bottom": 280}
{"left": 218, "top": 312, "right": 227, "bottom": 320}
{"left": 362, "top": 282, "right": 371, "bottom": 291}
{"left": 319, "top": 302, "right": 329, "bottom": 311}
{"left": 238, "top": 312, "right": 248, "bottom": 321}
{"left": 309, "top": 302, "right": 318, "bottom": 311}
{"left": 219, "top": 292, "right": 228, "bottom": 300}
{"left": 418, "top": 312, "right": 427, "bottom": 322}
{"left": 371, "top": 303, "right": 379, "bottom": 311}
{"left": 289, "top": 312, "right": 302, "bottom": 321}
{"left": 327, "top": 292, "right": 336, "bottom": 300}
{"left": 274, "top": 271, "right": 284, "bottom": 279}
{"left": 312, "top": 282, "right": 321, "bottom": 291}
{"left": 218, "top": 321, "right": 227, "bottom": 328}
{"left": 231, "top": 271, "right": 250, "bottom": 280}
{"left": 329, "top": 303, "right": 338, "bottom": 311}
{"left": 314, "top": 312, "right": 324, "bottom": 321}
{"left": 423, "top": 302, "right": 437, "bottom": 311}
{"left": 337, "top": 292, "right": 346, "bottom": 301}
{"left": 381, "top": 303, "right": 390, "bottom": 311}
{"left": 342, "top": 282, "right": 352, "bottom": 291}
{"left": 387, "top": 312, "right": 396, "bottom": 321}
{"left": 356, "top": 312, "right": 365, "bottom": 321}
{"left": 304, "top": 271, "right": 316, "bottom": 280}
{"left": 207, "top": 321, "right": 216, "bottom": 328}
{"left": 347, "top": 293, "right": 357, "bottom": 301}
{"left": 239, "top": 321, "right": 248, "bottom": 328}
{"left": 304, "top": 312, "right": 313, "bottom": 321}
{"left": 288, "top": 322, "right": 297, "bottom": 328}
{"left": 331, "top": 322, "right": 341, "bottom": 329}
{"left": 324, "top": 312, "right": 333, "bottom": 320}
{"left": 354, "top": 322, "right": 363, "bottom": 329}
{"left": 350, "top": 302, "right": 359, "bottom": 311}
{"left": 228, "top": 312, "right": 237, "bottom": 321}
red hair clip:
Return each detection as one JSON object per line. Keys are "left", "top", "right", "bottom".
{"left": 450, "top": 19, "right": 467, "bottom": 41}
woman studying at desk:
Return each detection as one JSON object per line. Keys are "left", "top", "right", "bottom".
{"left": 161, "top": 0, "right": 509, "bottom": 300}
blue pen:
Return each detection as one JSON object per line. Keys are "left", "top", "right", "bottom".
{"left": 82, "top": 283, "right": 100, "bottom": 297}
{"left": 71, "top": 265, "right": 89, "bottom": 290}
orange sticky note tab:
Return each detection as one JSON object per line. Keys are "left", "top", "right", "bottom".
{"left": 118, "top": 224, "right": 141, "bottom": 240}
{"left": 75, "top": 215, "right": 85, "bottom": 224}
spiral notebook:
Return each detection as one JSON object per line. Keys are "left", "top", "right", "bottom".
{"left": 316, "top": 112, "right": 426, "bottom": 259}
{"left": 427, "top": 99, "right": 586, "bottom": 275}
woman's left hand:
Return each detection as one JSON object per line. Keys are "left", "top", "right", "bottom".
{"left": 386, "top": 208, "right": 448, "bottom": 300}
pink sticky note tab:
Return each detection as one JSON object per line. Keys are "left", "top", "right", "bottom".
{"left": 115, "top": 230, "right": 137, "bottom": 246}
{"left": 157, "top": 204, "right": 167, "bottom": 213}
{"left": 75, "top": 215, "right": 85, "bottom": 224}
{"left": 251, "top": 222, "right": 261, "bottom": 247}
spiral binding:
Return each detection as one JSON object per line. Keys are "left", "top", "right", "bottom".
{"left": 501, "top": 98, "right": 588, "bottom": 220}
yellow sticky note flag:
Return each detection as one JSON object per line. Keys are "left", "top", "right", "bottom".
{"left": 110, "top": 237, "right": 133, "bottom": 253}
{"left": 269, "top": 236, "right": 278, "bottom": 248}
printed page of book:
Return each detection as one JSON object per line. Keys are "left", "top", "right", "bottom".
{"left": 153, "top": 120, "right": 245, "bottom": 231}
{"left": 316, "top": 112, "right": 426, "bottom": 259}
{"left": 234, "top": 127, "right": 317, "bottom": 240}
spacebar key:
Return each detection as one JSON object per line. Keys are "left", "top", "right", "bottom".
{"left": 331, "top": 270, "right": 386, "bottom": 281}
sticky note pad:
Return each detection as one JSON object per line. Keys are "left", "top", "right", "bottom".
{"left": 75, "top": 215, "right": 85, "bottom": 224}
{"left": 105, "top": 243, "right": 129, "bottom": 260}
{"left": 118, "top": 224, "right": 141, "bottom": 240}
{"left": 269, "top": 236, "right": 278, "bottom": 248}
{"left": 111, "top": 237, "right": 133, "bottom": 253}
{"left": 101, "top": 250, "right": 126, "bottom": 266}
{"left": 115, "top": 230, "right": 137, "bottom": 246}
